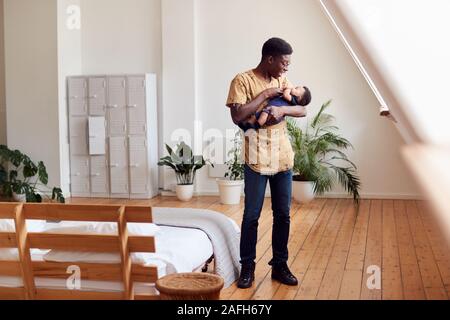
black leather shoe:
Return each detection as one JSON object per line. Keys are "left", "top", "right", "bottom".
{"left": 237, "top": 264, "right": 255, "bottom": 289}
{"left": 271, "top": 263, "right": 298, "bottom": 286}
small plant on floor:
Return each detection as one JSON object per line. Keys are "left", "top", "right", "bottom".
{"left": 287, "top": 100, "right": 361, "bottom": 203}
{"left": 217, "top": 130, "right": 245, "bottom": 205}
{"left": 224, "top": 131, "right": 244, "bottom": 181}
{"left": 158, "top": 141, "right": 213, "bottom": 185}
{"left": 0, "top": 145, "right": 65, "bottom": 203}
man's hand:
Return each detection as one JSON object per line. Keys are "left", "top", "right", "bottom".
{"left": 261, "top": 88, "right": 283, "bottom": 100}
{"left": 264, "top": 106, "right": 285, "bottom": 126}
{"left": 283, "top": 88, "right": 293, "bottom": 102}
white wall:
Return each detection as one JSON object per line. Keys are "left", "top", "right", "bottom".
{"left": 184, "top": 0, "right": 420, "bottom": 198}
{"left": 0, "top": 0, "right": 6, "bottom": 145}
{"left": 80, "top": 0, "right": 161, "bottom": 75}
{"left": 161, "top": 0, "right": 198, "bottom": 190}
{"left": 4, "top": 0, "right": 62, "bottom": 189}
{"left": 57, "top": 0, "right": 82, "bottom": 195}
{"left": 80, "top": 0, "right": 163, "bottom": 187}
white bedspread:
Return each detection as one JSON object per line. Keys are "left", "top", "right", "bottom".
{"left": 153, "top": 207, "right": 241, "bottom": 288}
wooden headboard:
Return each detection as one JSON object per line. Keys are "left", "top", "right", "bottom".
{"left": 0, "top": 203, "right": 159, "bottom": 300}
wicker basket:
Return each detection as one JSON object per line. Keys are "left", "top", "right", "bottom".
{"left": 156, "top": 273, "right": 224, "bottom": 300}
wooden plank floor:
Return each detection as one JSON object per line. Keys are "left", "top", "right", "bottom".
{"left": 67, "top": 196, "right": 450, "bottom": 300}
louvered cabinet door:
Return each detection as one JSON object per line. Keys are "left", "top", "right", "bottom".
{"left": 89, "top": 156, "right": 109, "bottom": 197}
{"left": 107, "top": 77, "right": 127, "bottom": 136}
{"left": 127, "top": 76, "right": 147, "bottom": 135}
{"left": 70, "top": 156, "right": 90, "bottom": 197}
{"left": 128, "top": 136, "right": 149, "bottom": 197}
{"left": 109, "top": 136, "right": 129, "bottom": 197}
{"left": 88, "top": 77, "right": 107, "bottom": 116}
{"left": 68, "top": 78, "right": 87, "bottom": 116}
{"left": 69, "top": 117, "right": 88, "bottom": 156}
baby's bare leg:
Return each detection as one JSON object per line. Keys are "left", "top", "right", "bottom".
{"left": 257, "top": 112, "right": 269, "bottom": 127}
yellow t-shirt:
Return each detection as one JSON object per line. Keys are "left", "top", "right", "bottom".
{"left": 226, "top": 70, "right": 295, "bottom": 175}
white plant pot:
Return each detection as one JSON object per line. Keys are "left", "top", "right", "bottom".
{"left": 292, "top": 181, "right": 316, "bottom": 203}
{"left": 175, "top": 184, "right": 194, "bottom": 202}
{"left": 13, "top": 192, "right": 27, "bottom": 203}
{"left": 216, "top": 178, "right": 244, "bottom": 205}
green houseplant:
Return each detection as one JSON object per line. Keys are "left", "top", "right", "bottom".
{"left": 287, "top": 100, "right": 361, "bottom": 203}
{"left": 0, "top": 145, "right": 65, "bottom": 203}
{"left": 217, "top": 130, "right": 245, "bottom": 205}
{"left": 158, "top": 141, "right": 213, "bottom": 201}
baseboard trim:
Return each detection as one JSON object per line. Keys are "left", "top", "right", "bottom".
{"left": 161, "top": 189, "right": 423, "bottom": 200}
{"left": 316, "top": 192, "right": 424, "bottom": 200}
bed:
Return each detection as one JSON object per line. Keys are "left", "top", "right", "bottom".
{"left": 0, "top": 203, "right": 216, "bottom": 300}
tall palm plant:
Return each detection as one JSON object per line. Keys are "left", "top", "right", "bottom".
{"left": 287, "top": 100, "right": 361, "bottom": 203}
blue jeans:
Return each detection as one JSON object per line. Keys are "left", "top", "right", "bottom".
{"left": 240, "top": 165, "right": 293, "bottom": 267}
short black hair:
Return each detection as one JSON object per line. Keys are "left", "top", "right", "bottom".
{"left": 299, "top": 86, "right": 312, "bottom": 106}
{"left": 262, "top": 37, "right": 293, "bottom": 58}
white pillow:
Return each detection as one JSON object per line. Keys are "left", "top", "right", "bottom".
{"left": 0, "top": 219, "right": 14, "bottom": 232}
{"left": 0, "top": 219, "right": 49, "bottom": 261}
{"left": 43, "top": 221, "right": 161, "bottom": 236}
{"left": 42, "top": 221, "right": 161, "bottom": 264}
{"left": 0, "top": 219, "right": 48, "bottom": 233}
{"left": 0, "top": 220, "right": 15, "bottom": 261}
{"left": 0, "top": 249, "right": 17, "bottom": 261}
{"left": 43, "top": 251, "right": 162, "bottom": 266}
{"left": 44, "top": 251, "right": 122, "bottom": 264}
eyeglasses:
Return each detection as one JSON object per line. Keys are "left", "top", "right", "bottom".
{"left": 280, "top": 60, "right": 290, "bottom": 68}
{"left": 280, "top": 60, "right": 291, "bottom": 67}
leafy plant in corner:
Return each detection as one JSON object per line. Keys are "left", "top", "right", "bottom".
{"left": 224, "top": 131, "right": 244, "bottom": 181}
{"left": 158, "top": 141, "right": 213, "bottom": 185}
{"left": 0, "top": 145, "right": 65, "bottom": 203}
{"left": 286, "top": 100, "right": 361, "bottom": 203}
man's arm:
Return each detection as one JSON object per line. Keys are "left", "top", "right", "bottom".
{"left": 264, "top": 105, "right": 307, "bottom": 126}
{"left": 228, "top": 87, "right": 283, "bottom": 125}
{"left": 280, "top": 105, "right": 307, "bottom": 118}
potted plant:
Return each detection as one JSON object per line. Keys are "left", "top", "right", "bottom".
{"left": 0, "top": 145, "right": 65, "bottom": 203}
{"left": 216, "top": 131, "right": 245, "bottom": 205}
{"left": 286, "top": 100, "right": 361, "bottom": 204}
{"left": 158, "top": 141, "right": 213, "bottom": 202}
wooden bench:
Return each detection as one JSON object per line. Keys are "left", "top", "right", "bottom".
{"left": 0, "top": 203, "right": 159, "bottom": 300}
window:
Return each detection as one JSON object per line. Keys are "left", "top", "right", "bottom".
{"left": 320, "top": 0, "right": 450, "bottom": 145}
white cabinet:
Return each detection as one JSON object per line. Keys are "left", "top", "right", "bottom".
{"left": 68, "top": 78, "right": 87, "bottom": 116}
{"left": 88, "top": 116, "right": 106, "bottom": 155}
{"left": 90, "top": 155, "right": 109, "bottom": 197}
{"left": 69, "top": 117, "right": 88, "bottom": 155}
{"left": 129, "top": 136, "right": 149, "bottom": 197}
{"left": 109, "top": 136, "right": 129, "bottom": 197}
{"left": 127, "top": 76, "right": 147, "bottom": 136}
{"left": 70, "top": 156, "right": 90, "bottom": 197}
{"left": 88, "top": 77, "right": 107, "bottom": 116}
{"left": 67, "top": 74, "right": 159, "bottom": 199}
{"left": 107, "top": 77, "right": 128, "bottom": 136}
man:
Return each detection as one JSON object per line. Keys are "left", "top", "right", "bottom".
{"left": 226, "top": 37, "right": 308, "bottom": 289}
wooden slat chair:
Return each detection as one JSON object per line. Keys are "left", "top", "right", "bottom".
{"left": 0, "top": 203, "right": 159, "bottom": 300}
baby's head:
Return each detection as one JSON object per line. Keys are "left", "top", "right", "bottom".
{"left": 292, "top": 86, "right": 312, "bottom": 106}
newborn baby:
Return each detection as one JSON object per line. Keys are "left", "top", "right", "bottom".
{"left": 239, "top": 86, "right": 312, "bottom": 132}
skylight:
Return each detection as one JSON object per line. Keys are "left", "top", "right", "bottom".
{"left": 320, "top": 0, "right": 450, "bottom": 145}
